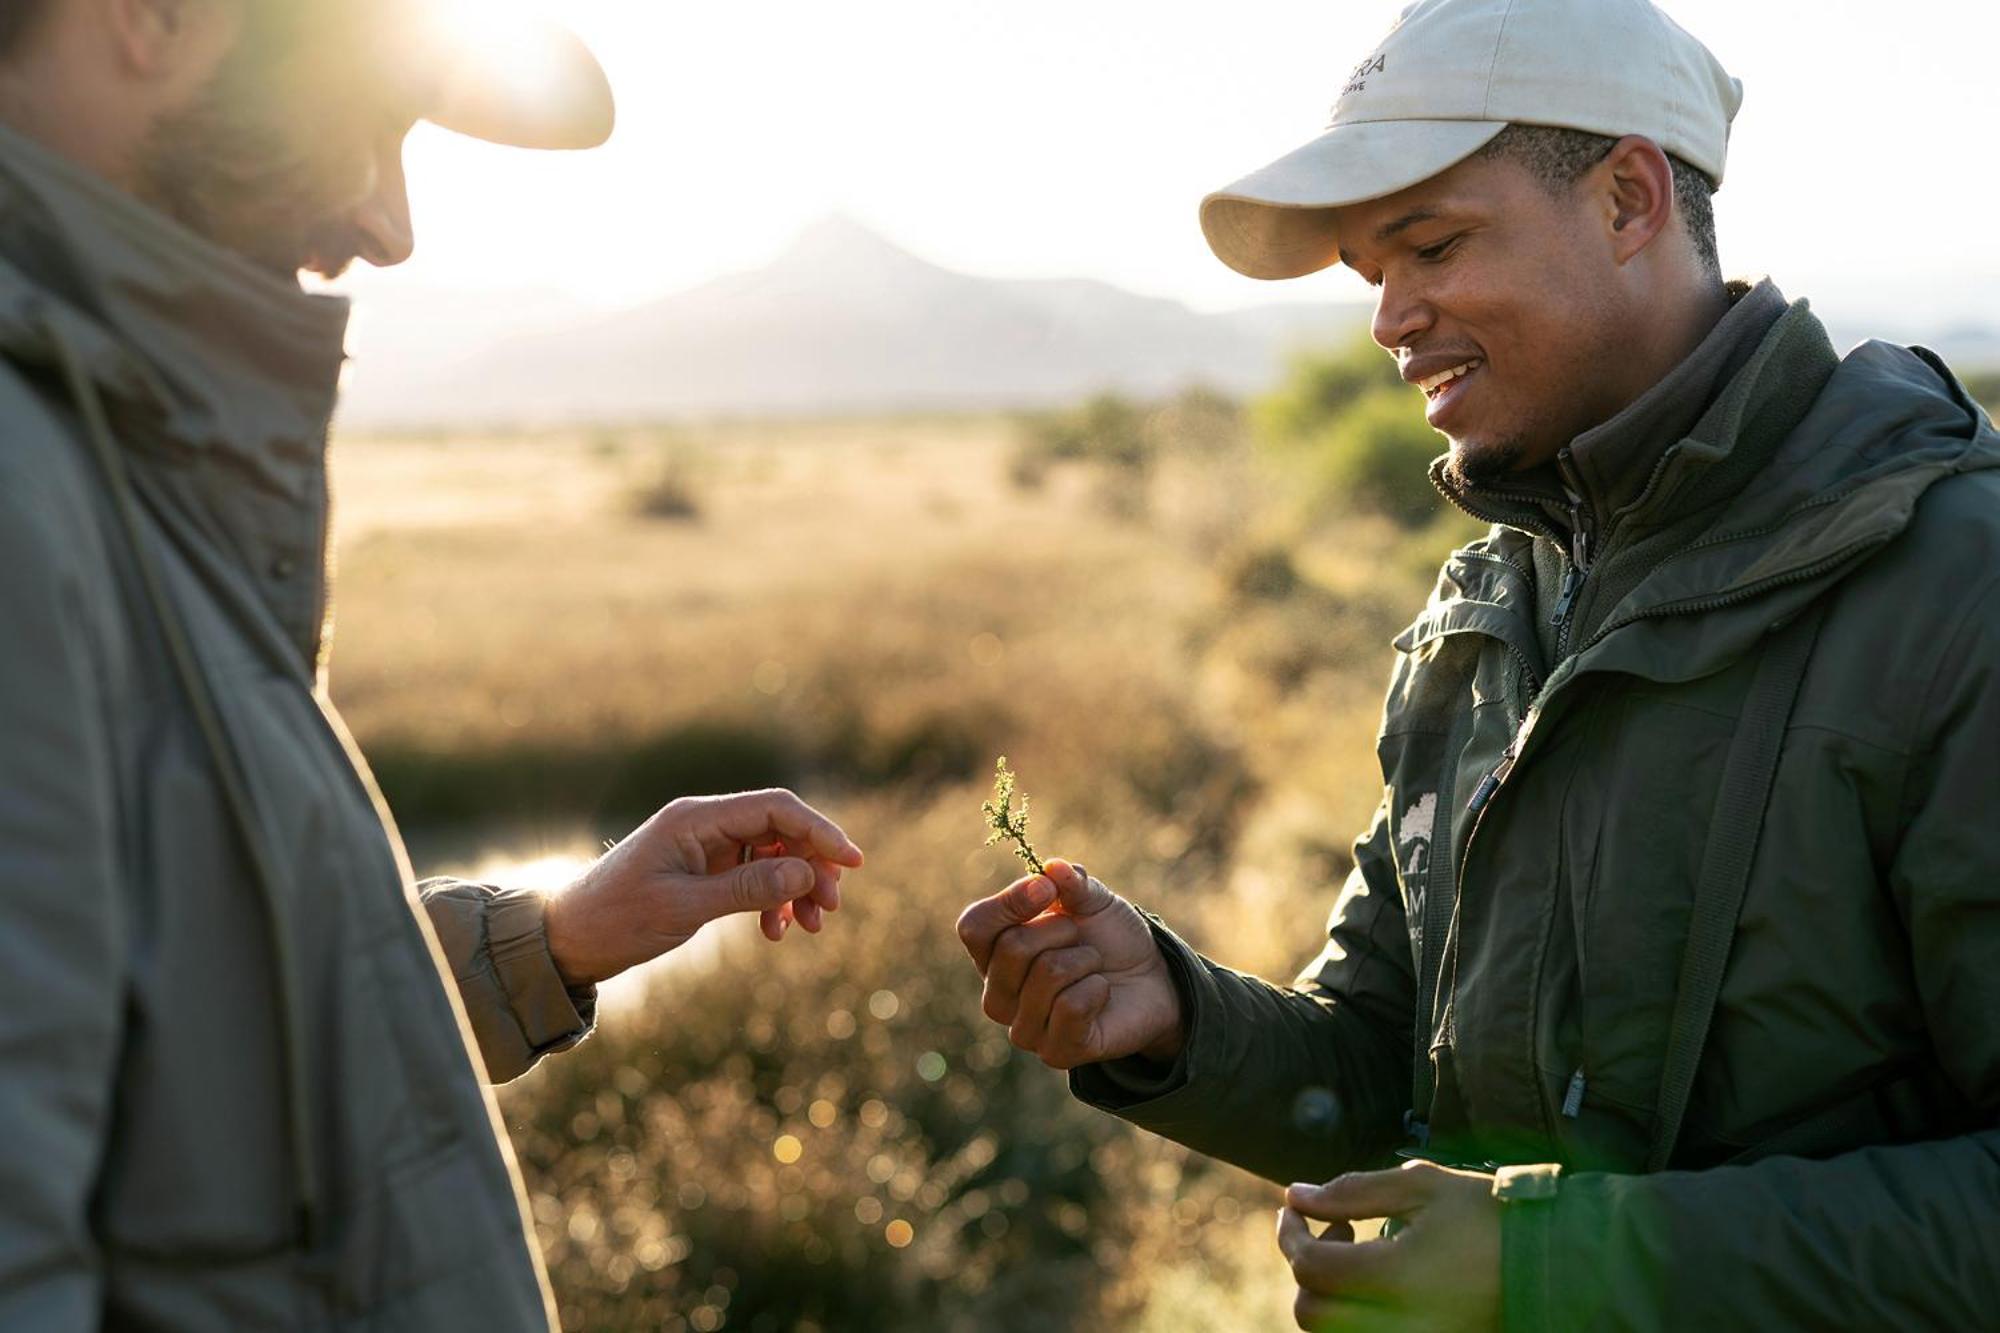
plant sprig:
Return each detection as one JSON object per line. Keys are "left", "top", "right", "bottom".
{"left": 981, "top": 755, "right": 1045, "bottom": 876}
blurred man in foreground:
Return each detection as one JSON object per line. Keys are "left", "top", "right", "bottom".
{"left": 0, "top": 1, "right": 860, "bottom": 1326}
{"left": 958, "top": 0, "right": 2000, "bottom": 1326}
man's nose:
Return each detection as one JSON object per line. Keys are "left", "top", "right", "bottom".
{"left": 352, "top": 138, "right": 415, "bottom": 267}
{"left": 1371, "top": 279, "right": 1432, "bottom": 354}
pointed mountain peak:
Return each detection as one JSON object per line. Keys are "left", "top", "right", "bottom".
{"left": 775, "top": 213, "right": 936, "bottom": 272}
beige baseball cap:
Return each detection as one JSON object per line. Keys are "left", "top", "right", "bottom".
{"left": 1201, "top": 0, "right": 1742, "bottom": 280}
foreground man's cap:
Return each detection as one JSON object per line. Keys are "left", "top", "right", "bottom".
{"left": 1201, "top": 0, "right": 1741, "bottom": 280}
{"left": 410, "top": 0, "right": 616, "bottom": 150}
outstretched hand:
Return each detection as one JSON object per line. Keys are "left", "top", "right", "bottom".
{"left": 954, "top": 858, "right": 1184, "bottom": 1069}
{"left": 543, "top": 788, "right": 864, "bottom": 987}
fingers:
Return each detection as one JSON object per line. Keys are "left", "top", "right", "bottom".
{"left": 1007, "top": 944, "right": 1103, "bottom": 1051}
{"left": 809, "top": 858, "right": 842, "bottom": 912}
{"left": 690, "top": 855, "right": 816, "bottom": 926}
{"left": 759, "top": 903, "right": 788, "bottom": 941}
{"left": 695, "top": 789, "right": 864, "bottom": 868}
{"left": 980, "top": 913, "right": 1080, "bottom": 1026}
{"left": 1039, "top": 972, "right": 1111, "bottom": 1068}
{"left": 1286, "top": 1163, "right": 1438, "bottom": 1224}
{"left": 1043, "top": 858, "right": 1115, "bottom": 917}
{"left": 955, "top": 874, "right": 1058, "bottom": 971}
{"left": 1278, "top": 1207, "right": 1396, "bottom": 1299}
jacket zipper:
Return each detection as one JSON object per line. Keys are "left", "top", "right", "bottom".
{"left": 1551, "top": 450, "right": 1597, "bottom": 661}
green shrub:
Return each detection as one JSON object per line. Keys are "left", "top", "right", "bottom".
{"left": 1009, "top": 394, "right": 1158, "bottom": 516}
{"left": 1309, "top": 387, "right": 1447, "bottom": 529}
{"left": 1252, "top": 331, "right": 1405, "bottom": 445}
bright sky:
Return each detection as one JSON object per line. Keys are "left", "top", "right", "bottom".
{"left": 332, "top": 0, "right": 2000, "bottom": 318}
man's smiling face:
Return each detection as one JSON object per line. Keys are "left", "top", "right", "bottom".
{"left": 1333, "top": 150, "right": 1636, "bottom": 486}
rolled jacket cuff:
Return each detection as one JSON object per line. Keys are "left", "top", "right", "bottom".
{"left": 418, "top": 878, "right": 597, "bottom": 1083}
{"left": 485, "top": 887, "right": 598, "bottom": 1057}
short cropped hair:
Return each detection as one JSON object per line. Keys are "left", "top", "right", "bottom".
{"left": 1475, "top": 123, "right": 1721, "bottom": 278}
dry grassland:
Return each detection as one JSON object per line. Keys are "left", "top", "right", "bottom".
{"left": 325, "top": 415, "right": 1471, "bottom": 1332}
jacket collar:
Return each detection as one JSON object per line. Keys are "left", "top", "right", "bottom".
{"left": 0, "top": 119, "right": 350, "bottom": 498}
{"left": 1404, "top": 333, "right": 2000, "bottom": 689}
{"left": 1431, "top": 278, "right": 1794, "bottom": 548}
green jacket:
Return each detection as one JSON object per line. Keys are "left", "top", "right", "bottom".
{"left": 0, "top": 126, "right": 590, "bottom": 1325}
{"left": 1076, "top": 291, "right": 2000, "bottom": 1328}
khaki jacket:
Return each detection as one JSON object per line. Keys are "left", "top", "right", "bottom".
{"left": 0, "top": 124, "right": 587, "bottom": 1328}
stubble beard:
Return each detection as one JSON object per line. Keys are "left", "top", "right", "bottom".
{"left": 133, "top": 48, "right": 357, "bottom": 279}
{"left": 1440, "top": 433, "right": 1530, "bottom": 491}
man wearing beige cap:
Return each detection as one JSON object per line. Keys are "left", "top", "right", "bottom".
{"left": 0, "top": 2, "right": 862, "bottom": 1327}
{"left": 956, "top": 0, "right": 2000, "bottom": 1326}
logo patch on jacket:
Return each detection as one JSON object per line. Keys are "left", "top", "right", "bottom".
{"left": 1399, "top": 791, "right": 1435, "bottom": 877}
{"left": 1397, "top": 791, "right": 1436, "bottom": 958}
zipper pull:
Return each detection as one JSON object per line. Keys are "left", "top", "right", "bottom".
{"left": 1466, "top": 745, "right": 1519, "bottom": 817}
{"left": 1561, "top": 1067, "right": 1587, "bottom": 1118}
{"left": 1465, "top": 711, "right": 1539, "bottom": 817}
{"left": 1550, "top": 563, "right": 1585, "bottom": 628}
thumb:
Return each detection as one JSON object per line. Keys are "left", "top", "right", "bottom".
{"left": 1043, "top": 858, "right": 1114, "bottom": 917}
{"left": 703, "top": 856, "right": 816, "bottom": 919}
{"left": 1286, "top": 1165, "right": 1433, "bottom": 1222}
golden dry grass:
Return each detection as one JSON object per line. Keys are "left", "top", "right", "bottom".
{"left": 324, "top": 414, "right": 1463, "bottom": 1331}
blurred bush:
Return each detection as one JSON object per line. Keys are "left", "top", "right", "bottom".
{"left": 629, "top": 438, "right": 710, "bottom": 521}
{"left": 1962, "top": 366, "right": 2000, "bottom": 415}
{"left": 1007, "top": 388, "right": 1245, "bottom": 519}
{"left": 1251, "top": 332, "right": 1405, "bottom": 444}
{"left": 1253, "top": 334, "right": 1444, "bottom": 529}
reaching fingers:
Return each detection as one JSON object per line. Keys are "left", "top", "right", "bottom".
{"left": 1006, "top": 944, "right": 1103, "bottom": 1051}
{"left": 744, "top": 843, "right": 843, "bottom": 915}
{"left": 759, "top": 900, "right": 793, "bottom": 942}
{"left": 1286, "top": 1162, "right": 1439, "bottom": 1224}
{"left": 689, "top": 855, "right": 815, "bottom": 926}
{"left": 695, "top": 789, "right": 864, "bottom": 868}
{"left": 979, "top": 914, "right": 1081, "bottom": 1026}
{"left": 810, "top": 859, "right": 842, "bottom": 911}
{"left": 955, "top": 874, "right": 1059, "bottom": 971}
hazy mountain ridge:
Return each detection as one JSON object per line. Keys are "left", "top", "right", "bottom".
{"left": 334, "top": 220, "right": 2000, "bottom": 429}
{"left": 337, "top": 216, "right": 1369, "bottom": 428}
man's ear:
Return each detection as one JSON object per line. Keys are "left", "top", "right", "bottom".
{"left": 1595, "top": 135, "right": 1677, "bottom": 267}
{"left": 106, "top": 0, "right": 234, "bottom": 79}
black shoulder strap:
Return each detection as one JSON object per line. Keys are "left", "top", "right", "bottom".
{"left": 1647, "top": 600, "right": 1829, "bottom": 1173}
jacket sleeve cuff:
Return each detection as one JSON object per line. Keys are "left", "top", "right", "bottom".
{"left": 485, "top": 888, "right": 598, "bottom": 1054}
{"left": 417, "top": 879, "right": 597, "bottom": 1083}
{"left": 1498, "top": 1164, "right": 1562, "bottom": 1328}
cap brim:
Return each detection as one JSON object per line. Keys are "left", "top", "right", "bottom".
{"left": 421, "top": 13, "right": 615, "bottom": 151}
{"left": 1200, "top": 119, "right": 1507, "bottom": 280}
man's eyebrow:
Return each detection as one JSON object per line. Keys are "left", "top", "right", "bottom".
{"left": 1375, "top": 207, "right": 1442, "bottom": 242}
{"left": 1338, "top": 207, "right": 1448, "bottom": 269}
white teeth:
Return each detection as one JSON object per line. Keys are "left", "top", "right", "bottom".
{"left": 1417, "top": 360, "right": 1479, "bottom": 393}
